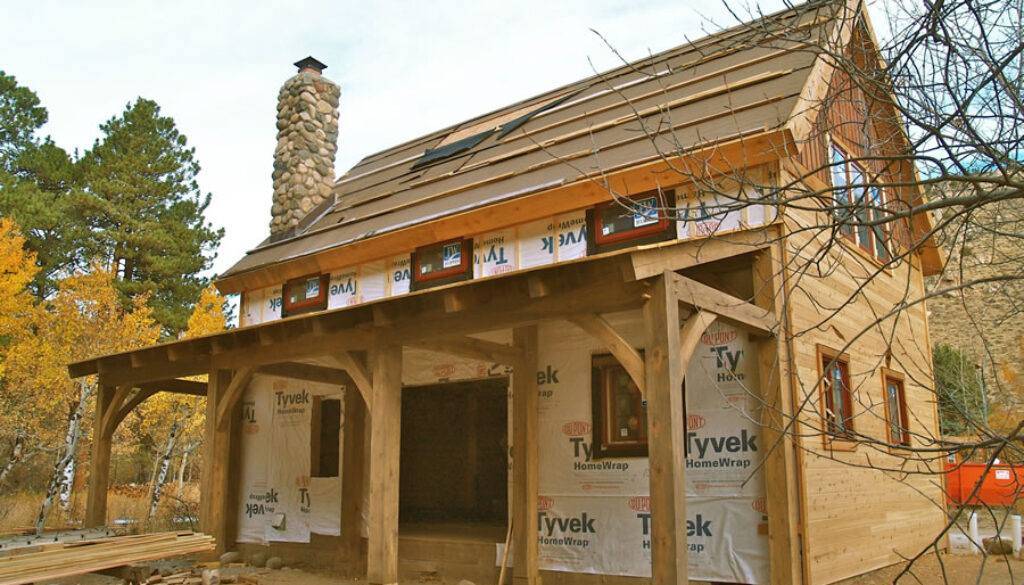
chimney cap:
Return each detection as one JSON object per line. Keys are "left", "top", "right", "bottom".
{"left": 294, "top": 56, "right": 327, "bottom": 74}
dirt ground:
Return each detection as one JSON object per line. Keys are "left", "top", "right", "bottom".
{"left": 40, "top": 552, "right": 1024, "bottom": 585}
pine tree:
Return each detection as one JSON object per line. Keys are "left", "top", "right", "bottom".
{"left": 80, "top": 98, "right": 223, "bottom": 336}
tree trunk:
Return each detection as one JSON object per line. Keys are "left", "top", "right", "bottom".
{"left": 148, "top": 418, "right": 181, "bottom": 519}
{"left": 176, "top": 450, "right": 189, "bottom": 495}
{"left": 36, "top": 380, "right": 93, "bottom": 533}
{"left": 0, "top": 431, "right": 26, "bottom": 490}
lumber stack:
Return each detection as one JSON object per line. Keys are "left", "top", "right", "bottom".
{"left": 0, "top": 531, "right": 214, "bottom": 585}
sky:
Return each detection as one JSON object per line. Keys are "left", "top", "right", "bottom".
{"left": 1, "top": 0, "right": 890, "bottom": 277}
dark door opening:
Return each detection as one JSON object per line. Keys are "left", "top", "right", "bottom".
{"left": 400, "top": 378, "right": 508, "bottom": 524}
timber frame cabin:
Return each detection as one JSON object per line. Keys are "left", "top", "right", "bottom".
{"left": 71, "top": 1, "right": 947, "bottom": 584}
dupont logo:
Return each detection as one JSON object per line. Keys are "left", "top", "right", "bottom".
{"left": 687, "top": 414, "right": 706, "bottom": 431}
{"left": 701, "top": 330, "right": 738, "bottom": 345}
{"left": 752, "top": 497, "right": 767, "bottom": 514}
{"left": 628, "top": 496, "right": 650, "bottom": 512}
{"left": 537, "top": 496, "right": 554, "bottom": 511}
{"left": 433, "top": 364, "right": 456, "bottom": 378}
{"left": 562, "top": 421, "right": 591, "bottom": 436}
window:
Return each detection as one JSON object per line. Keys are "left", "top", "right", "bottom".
{"left": 311, "top": 397, "right": 341, "bottom": 478}
{"left": 282, "top": 273, "right": 329, "bottom": 317}
{"left": 883, "top": 371, "right": 910, "bottom": 446}
{"left": 592, "top": 354, "right": 648, "bottom": 457}
{"left": 411, "top": 238, "right": 473, "bottom": 290}
{"left": 587, "top": 190, "right": 675, "bottom": 254}
{"left": 829, "top": 144, "right": 891, "bottom": 262}
{"left": 818, "top": 346, "right": 854, "bottom": 439}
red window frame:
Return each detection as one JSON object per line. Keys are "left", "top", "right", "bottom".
{"left": 282, "top": 273, "right": 329, "bottom": 316}
{"left": 411, "top": 238, "right": 472, "bottom": 287}
{"left": 589, "top": 191, "right": 673, "bottom": 251}
{"left": 882, "top": 370, "right": 910, "bottom": 446}
{"left": 592, "top": 354, "right": 648, "bottom": 458}
{"left": 818, "top": 345, "right": 854, "bottom": 440}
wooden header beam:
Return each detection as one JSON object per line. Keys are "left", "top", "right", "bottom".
{"left": 669, "top": 272, "right": 777, "bottom": 335}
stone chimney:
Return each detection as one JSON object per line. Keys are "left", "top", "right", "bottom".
{"left": 270, "top": 56, "right": 341, "bottom": 238}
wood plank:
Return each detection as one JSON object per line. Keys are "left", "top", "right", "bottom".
{"left": 627, "top": 226, "right": 775, "bottom": 280}
{"left": 643, "top": 273, "right": 688, "bottom": 585}
{"left": 136, "top": 379, "right": 207, "bottom": 396}
{"left": 257, "top": 362, "right": 351, "bottom": 386}
{"left": 669, "top": 272, "right": 777, "bottom": 335}
{"left": 404, "top": 336, "right": 523, "bottom": 367}
{"left": 366, "top": 344, "right": 402, "bottom": 585}
{"left": 215, "top": 367, "right": 255, "bottom": 432}
{"left": 568, "top": 313, "right": 645, "bottom": 395}
{"left": 85, "top": 382, "right": 114, "bottom": 528}
{"left": 512, "top": 326, "right": 539, "bottom": 585}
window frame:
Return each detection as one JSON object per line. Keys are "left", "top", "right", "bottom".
{"left": 410, "top": 237, "right": 473, "bottom": 290}
{"left": 591, "top": 353, "right": 649, "bottom": 458}
{"left": 817, "top": 344, "right": 856, "bottom": 449}
{"left": 586, "top": 190, "right": 675, "bottom": 254}
{"left": 829, "top": 142, "right": 892, "bottom": 263}
{"left": 282, "top": 273, "right": 329, "bottom": 317}
{"left": 881, "top": 369, "right": 910, "bottom": 447}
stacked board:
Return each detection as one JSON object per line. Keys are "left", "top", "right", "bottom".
{"left": 0, "top": 531, "right": 214, "bottom": 585}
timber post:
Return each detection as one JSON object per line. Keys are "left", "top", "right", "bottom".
{"left": 643, "top": 273, "right": 688, "bottom": 585}
{"left": 366, "top": 342, "right": 402, "bottom": 585}
{"left": 512, "top": 325, "right": 540, "bottom": 585}
{"left": 85, "top": 379, "right": 115, "bottom": 527}
{"left": 754, "top": 246, "right": 805, "bottom": 585}
{"left": 201, "top": 367, "right": 236, "bottom": 555}
{"left": 341, "top": 371, "right": 368, "bottom": 572}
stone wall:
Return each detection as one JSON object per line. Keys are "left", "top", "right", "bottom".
{"left": 925, "top": 188, "right": 1023, "bottom": 408}
{"left": 271, "top": 71, "right": 340, "bottom": 236}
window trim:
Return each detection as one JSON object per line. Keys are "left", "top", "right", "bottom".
{"left": 410, "top": 237, "right": 473, "bottom": 290}
{"left": 881, "top": 369, "right": 910, "bottom": 447}
{"left": 282, "top": 273, "right": 329, "bottom": 317}
{"left": 591, "top": 353, "right": 649, "bottom": 458}
{"left": 817, "top": 344, "right": 857, "bottom": 450}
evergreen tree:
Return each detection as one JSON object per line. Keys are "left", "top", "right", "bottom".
{"left": 933, "top": 343, "right": 987, "bottom": 436}
{"left": 0, "top": 72, "right": 84, "bottom": 297}
{"left": 80, "top": 98, "right": 223, "bottom": 336}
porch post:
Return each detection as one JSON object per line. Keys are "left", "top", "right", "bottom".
{"left": 341, "top": 375, "right": 368, "bottom": 572}
{"left": 85, "top": 379, "right": 114, "bottom": 527}
{"left": 201, "top": 367, "right": 235, "bottom": 554}
{"left": 643, "top": 273, "right": 687, "bottom": 585}
{"left": 753, "top": 247, "right": 804, "bottom": 585}
{"left": 367, "top": 343, "right": 402, "bottom": 585}
{"left": 512, "top": 326, "right": 539, "bottom": 585}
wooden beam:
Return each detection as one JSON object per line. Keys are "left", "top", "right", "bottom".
{"left": 405, "top": 336, "right": 523, "bottom": 367}
{"left": 627, "top": 226, "right": 775, "bottom": 281}
{"left": 568, "top": 313, "right": 645, "bottom": 395}
{"left": 136, "top": 379, "right": 207, "bottom": 396}
{"left": 100, "top": 385, "right": 134, "bottom": 441}
{"left": 753, "top": 247, "right": 804, "bottom": 585}
{"left": 669, "top": 272, "right": 777, "bottom": 335}
{"left": 84, "top": 382, "right": 115, "bottom": 528}
{"left": 323, "top": 353, "right": 373, "bottom": 412}
{"left": 257, "top": 362, "right": 351, "bottom": 386}
{"left": 643, "top": 273, "right": 688, "bottom": 585}
{"left": 213, "top": 327, "right": 369, "bottom": 370}
{"left": 86, "top": 357, "right": 211, "bottom": 388}
{"left": 216, "top": 367, "right": 255, "bottom": 432}
{"left": 512, "top": 326, "right": 540, "bottom": 585}
{"left": 366, "top": 344, "right": 402, "bottom": 585}
{"left": 113, "top": 388, "right": 159, "bottom": 432}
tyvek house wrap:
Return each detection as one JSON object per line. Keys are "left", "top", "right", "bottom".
{"left": 233, "top": 315, "right": 767, "bottom": 584}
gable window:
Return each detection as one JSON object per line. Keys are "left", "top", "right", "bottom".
{"left": 830, "top": 144, "right": 891, "bottom": 262}
{"left": 592, "top": 354, "right": 648, "bottom": 458}
{"left": 587, "top": 190, "right": 675, "bottom": 254}
{"left": 883, "top": 371, "right": 910, "bottom": 446}
{"left": 311, "top": 397, "right": 341, "bottom": 478}
{"left": 282, "top": 273, "right": 329, "bottom": 317}
{"left": 411, "top": 238, "right": 473, "bottom": 290}
{"left": 818, "top": 346, "right": 854, "bottom": 440}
